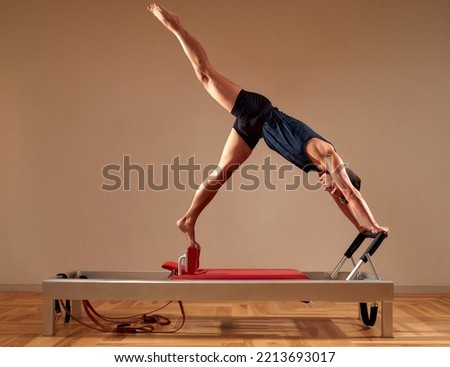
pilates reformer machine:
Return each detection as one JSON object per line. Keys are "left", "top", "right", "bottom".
{"left": 42, "top": 231, "right": 393, "bottom": 337}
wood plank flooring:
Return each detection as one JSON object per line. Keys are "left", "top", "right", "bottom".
{"left": 0, "top": 292, "right": 449, "bottom": 347}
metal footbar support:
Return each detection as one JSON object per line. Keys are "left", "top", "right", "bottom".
{"left": 326, "top": 231, "right": 388, "bottom": 327}
{"left": 327, "top": 231, "right": 387, "bottom": 281}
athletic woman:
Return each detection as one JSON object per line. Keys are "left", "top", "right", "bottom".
{"left": 147, "top": 4, "right": 389, "bottom": 249}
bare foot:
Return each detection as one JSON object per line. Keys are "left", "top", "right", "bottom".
{"left": 176, "top": 217, "right": 199, "bottom": 246}
{"left": 147, "top": 3, "right": 181, "bottom": 33}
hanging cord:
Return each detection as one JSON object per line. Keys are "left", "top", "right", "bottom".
{"left": 58, "top": 299, "right": 185, "bottom": 334}
{"left": 83, "top": 299, "right": 173, "bottom": 325}
{"left": 58, "top": 299, "right": 112, "bottom": 332}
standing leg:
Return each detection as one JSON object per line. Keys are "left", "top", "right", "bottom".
{"left": 148, "top": 4, "right": 252, "bottom": 245}
{"left": 177, "top": 129, "right": 251, "bottom": 245}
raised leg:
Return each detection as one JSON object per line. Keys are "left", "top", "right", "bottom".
{"left": 148, "top": 3, "right": 241, "bottom": 112}
{"left": 148, "top": 4, "right": 251, "bottom": 246}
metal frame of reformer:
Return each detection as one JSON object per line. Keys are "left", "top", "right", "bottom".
{"left": 42, "top": 232, "right": 393, "bottom": 337}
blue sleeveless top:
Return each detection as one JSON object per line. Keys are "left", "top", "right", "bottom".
{"left": 232, "top": 90, "right": 331, "bottom": 173}
{"left": 262, "top": 108, "right": 329, "bottom": 173}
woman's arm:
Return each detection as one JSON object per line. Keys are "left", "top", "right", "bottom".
{"left": 332, "top": 196, "right": 360, "bottom": 229}
{"left": 325, "top": 151, "right": 389, "bottom": 234}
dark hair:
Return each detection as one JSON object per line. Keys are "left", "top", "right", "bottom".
{"left": 346, "top": 168, "right": 361, "bottom": 191}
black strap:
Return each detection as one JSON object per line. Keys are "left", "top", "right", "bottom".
{"left": 55, "top": 273, "right": 71, "bottom": 325}
{"left": 359, "top": 302, "right": 378, "bottom": 327}
{"left": 54, "top": 300, "right": 61, "bottom": 317}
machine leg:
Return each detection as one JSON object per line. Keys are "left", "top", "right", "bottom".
{"left": 381, "top": 300, "right": 394, "bottom": 338}
{"left": 42, "top": 299, "right": 55, "bottom": 336}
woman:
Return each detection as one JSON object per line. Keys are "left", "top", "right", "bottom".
{"left": 147, "top": 3, "right": 389, "bottom": 249}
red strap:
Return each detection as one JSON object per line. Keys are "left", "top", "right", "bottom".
{"left": 58, "top": 299, "right": 185, "bottom": 334}
{"left": 162, "top": 261, "right": 179, "bottom": 273}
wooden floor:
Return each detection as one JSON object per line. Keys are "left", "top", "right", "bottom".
{"left": 0, "top": 292, "right": 449, "bottom": 347}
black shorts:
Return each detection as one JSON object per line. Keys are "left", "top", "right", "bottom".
{"left": 231, "top": 89, "right": 273, "bottom": 149}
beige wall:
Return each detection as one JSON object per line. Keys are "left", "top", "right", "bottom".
{"left": 1, "top": 0, "right": 449, "bottom": 290}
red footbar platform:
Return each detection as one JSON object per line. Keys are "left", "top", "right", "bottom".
{"left": 162, "top": 244, "right": 309, "bottom": 280}
{"left": 162, "top": 261, "right": 309, "bottom": 280}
